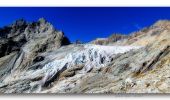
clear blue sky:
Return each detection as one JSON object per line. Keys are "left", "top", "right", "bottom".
{"left": 1, "top": 7, "right": 170, "bottom": 42}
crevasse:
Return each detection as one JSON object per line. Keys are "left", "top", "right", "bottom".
{"left": 41, "top": 44, "right": 142, "bottom": 85}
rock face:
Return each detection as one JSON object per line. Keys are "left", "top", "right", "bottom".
{"left": 0, "top": 18, "right": 70, "bottom": 93}
{"left": 0, "top": 19, "right": 170, "bottom": 93}
{"left": 90, "top": 34, "right": 128, "bottom": 45}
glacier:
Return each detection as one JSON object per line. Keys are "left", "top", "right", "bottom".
{"left": 40, "top": 44, "right": 142, "bottom": 87}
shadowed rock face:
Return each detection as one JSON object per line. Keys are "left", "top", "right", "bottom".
{"left": 0, "top": 19, "right": 170, "bottom": 93}
{"left": 0, "top": 18, "right": 70, "bottom": 87}
{"left": 0, "top": 18, "right": 70, "bottom": 57}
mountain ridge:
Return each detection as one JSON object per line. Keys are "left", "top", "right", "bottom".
{"left": 0, "top": 18, "right": 170, "bottom": 93}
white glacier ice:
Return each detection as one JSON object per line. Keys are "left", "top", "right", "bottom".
{"left": 40, "top": 44, "right": 142, "bottom": 86}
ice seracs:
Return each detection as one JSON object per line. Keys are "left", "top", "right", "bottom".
{"left": 40, "top": 44, "right": 142, "bottom": 86}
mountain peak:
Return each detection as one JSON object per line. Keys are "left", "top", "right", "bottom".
{"left": 0, "top": 19, "right": 170, "bottom": 93}
{"left": 38, "top": 18, "right": 46, "bottom": 23}
{"left": 0, "top": 18, "right": 70, "bottom": 58}
{"left": 11, "top": 18, "right": 27, "bottom": 27}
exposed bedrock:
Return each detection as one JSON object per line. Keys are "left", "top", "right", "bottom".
{"left": 0, "top": 19, "right": 170, "bottom": 93}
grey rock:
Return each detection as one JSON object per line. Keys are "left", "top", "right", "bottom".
{"left": 0, "top": 19, "right": 170, "bottom": 94}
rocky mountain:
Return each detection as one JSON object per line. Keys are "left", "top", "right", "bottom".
{"left": 90, "top": 33, "right": 128, "bottom": 45}
{"left": 0, "top": 19, "right": 170, "bottom": 93}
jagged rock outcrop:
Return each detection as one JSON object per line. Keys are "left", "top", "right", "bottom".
{"left": 0, "top": 19, "right": 170, "bottom": 93}
{"left": 0, "top": 18, "right": 70, "bottom": 57}
{"left": 0, "top": 18, "right": 70, "bottom": 87}
{"left": 91, "top": 34, "right": 128, "bottom": 45}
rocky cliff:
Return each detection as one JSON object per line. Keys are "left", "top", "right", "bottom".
{"left": 0, "top": 19, "right": 170, "bottom": 93}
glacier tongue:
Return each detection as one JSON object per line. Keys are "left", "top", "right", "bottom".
{"left": 41, "top": 44, "right": 142, "bottom": 86}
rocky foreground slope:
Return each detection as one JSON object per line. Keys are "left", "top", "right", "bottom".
{"left": 0, "top": 19, "right": 170, "bottom": 93}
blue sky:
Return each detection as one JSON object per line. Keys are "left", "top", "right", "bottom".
{"left": 1, "top": 7, "right": 170, "bottom": 42}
